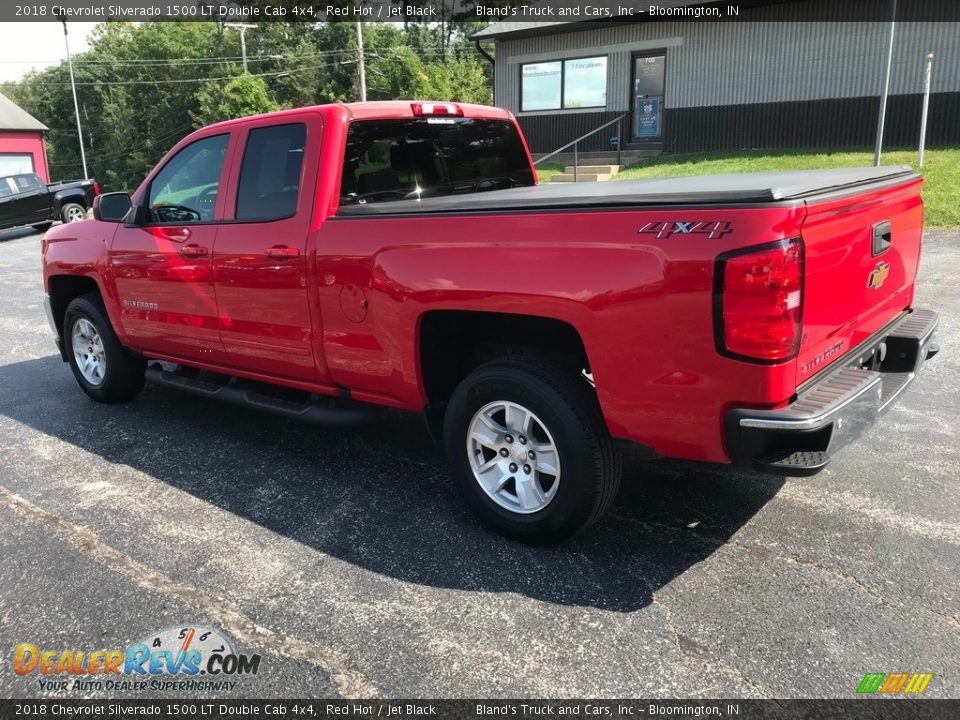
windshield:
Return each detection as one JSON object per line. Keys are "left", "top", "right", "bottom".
{"left": 340, "top": 118, "right": 535, "bottom": 206}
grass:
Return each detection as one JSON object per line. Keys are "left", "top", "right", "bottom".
{"left": 536, "top": 147, "right": 959, "bottom": 227}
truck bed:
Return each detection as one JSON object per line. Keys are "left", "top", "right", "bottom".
{"left": 338, "top": 166, "right": 918, "bottom": 216}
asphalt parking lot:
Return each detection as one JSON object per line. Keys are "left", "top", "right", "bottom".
{"left": 1, "top": 226, "right": 958, "bottom": 700}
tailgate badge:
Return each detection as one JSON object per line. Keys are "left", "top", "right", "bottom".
{"left": 638, "top": 220, "right": 733, "bottom": 239}
{"left": 868, "top": 262, "right": 890, "bottom": 290}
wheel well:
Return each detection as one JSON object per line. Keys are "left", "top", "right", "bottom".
{"left": 419, "top": 310, "right": 590, "bottom": 409}
{"left": 57, "top": 196, "right": 87, "bottom": 214}
{"left": 49, "top": 275, "right": 100, "bottom": 340}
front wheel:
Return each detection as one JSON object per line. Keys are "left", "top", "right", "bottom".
{"left": 444, "top": 357, "right": 621, "bottom": 545}
{"left": 64, "top": 294, "right": 145, "bottom": 403}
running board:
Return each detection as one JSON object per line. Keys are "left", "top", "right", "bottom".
{"left": 145, "top": 365, "right": 373, "bottom": 426}
{"left": 751, "top": 449, "right": 830, "bottom": 477}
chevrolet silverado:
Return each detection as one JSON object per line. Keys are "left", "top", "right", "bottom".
{"left": 40, "top": 101, "right": 939, "bottom": 543}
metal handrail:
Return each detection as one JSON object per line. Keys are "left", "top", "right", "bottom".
{"left": 533, "top": 112, "right": 629, "bottom": 182}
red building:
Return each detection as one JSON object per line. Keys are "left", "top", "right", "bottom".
{"left": 0, "top": 92, "right": 49, "bottom": 182}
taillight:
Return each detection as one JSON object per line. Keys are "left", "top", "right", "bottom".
{"left": 714, "top": 238, "right": 803, "bottom": 362}
{"left": 411, "top": 102, "right": 463, "bottom": 117}
{"left": 93, "top": 182, "right": 101, "bottom": 196}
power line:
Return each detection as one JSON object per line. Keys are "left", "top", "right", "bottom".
{"left": 48, "top": 124, "right": 194, "bottom": 167}
{"left": 7, "top": 47, "right": 480, "bottom": 89}
{"left": 0, "top": 48, "right": 359, "bottom": 67}
{"left": 55, "top": 63, "right": 335, "bottom": 87}
{"left": 2, "top": 46, "right": 478, "bottom": 68}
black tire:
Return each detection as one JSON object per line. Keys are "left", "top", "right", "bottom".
{"left": 64, "top": 294, "right": 145, "bottom": 403}
{"left": 31, "top": 222, "right": 53, "bottom": 233}
{"left": 60, "top": 202, "right": 86, "bottom": 223}
{"left": 444, "top": 356, "right": 621, "bottom": 545}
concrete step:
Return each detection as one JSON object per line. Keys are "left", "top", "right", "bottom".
{"left": 550, "top": 173, "right": 614, "bottom": 182}
{"left": 564, "top": 164, "right": 622, "bottom": 175}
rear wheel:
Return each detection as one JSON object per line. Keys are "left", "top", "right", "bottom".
{"left": 61, "top": 203, "right": 86, "bottom": 223}
{"left": 64, "top": 294, "right": 145, "bottom": 403}
{"left": 444, "top": 356, "right": 621, "bottom": 545}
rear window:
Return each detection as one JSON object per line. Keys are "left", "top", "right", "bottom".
{"left": 340, "top": 118, "right": 534, "bottom": 206}
{"left": 236, "top": 123, "right": 306, "bottom": 221}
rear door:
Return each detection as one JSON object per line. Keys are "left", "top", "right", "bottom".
{"left": 110, "top": 132, "right": 231, "bottom": 363}
{"left": 211, "top": 115, "right": 322, "bottom": 382}
{"left": 797, "top": 177, "right": 924, "bottom": 385}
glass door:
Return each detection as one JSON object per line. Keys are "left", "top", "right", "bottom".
{"left": 632, "top": 54, "right": 665, "bottom": 141}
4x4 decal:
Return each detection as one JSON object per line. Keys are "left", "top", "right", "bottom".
{"left": 638, "top": 220, "right": 734, "bottom": 239}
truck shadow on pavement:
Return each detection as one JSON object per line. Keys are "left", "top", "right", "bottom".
{"left": 0, "top": 355, "right": 785, "bottom": 613}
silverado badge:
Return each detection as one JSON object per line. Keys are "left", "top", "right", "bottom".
{"left": 868, "top": 261, "right": 890, "bottom": 290}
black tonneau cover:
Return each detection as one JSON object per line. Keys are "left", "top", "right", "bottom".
{"left": 337, "top": 166, "right": 918, "bottom": 217}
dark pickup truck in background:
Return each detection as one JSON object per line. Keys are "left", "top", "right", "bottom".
{"left": 0, "top": 173, "right": 99, "bottom": 232}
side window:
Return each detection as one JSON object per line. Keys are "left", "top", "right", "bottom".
{"left": 14, "top": 174, "right": 42, "bottom": 192}
{"left": 148, "top": 134, "right": 229, "bottom": 223}
{"left": 0, "top": 178, "right": 14, "bottom": 198}
{"left": 235, "top": 123, "right": 306, "bottom": 221}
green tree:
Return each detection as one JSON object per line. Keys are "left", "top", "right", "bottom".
{"left": 416, "top": 57, "right": 492, "bottom": 104}
{"left": 193, "top": 74, "right": 281, "bottom": 126}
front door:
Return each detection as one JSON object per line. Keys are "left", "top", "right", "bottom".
{"left": 211, "top": 117, "right": 320, "bottom": 382}
{"left": 632, "top": 54, "right": 666, "bottom": 142}
{"left": 110, "top": 133, "right": 230, "bottom": 363}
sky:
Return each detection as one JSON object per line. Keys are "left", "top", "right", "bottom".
{"left": 0, "top": 23, "right": 98, "bottom": 83}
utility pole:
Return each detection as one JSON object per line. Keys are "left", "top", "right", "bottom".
{"left": 60, "top": 20, "right": 88, "bottom": 179}
{"left": 918, "top": 52, "right": 934, "bottom": 167}
{"left": 225, "top": 23, "right": 256, "bottom": 73}
{"left": 356, "top": 21, "right": 366, "bottom": 101}
{"left": 874, "top": 0, "right": 897, "bottom": 166}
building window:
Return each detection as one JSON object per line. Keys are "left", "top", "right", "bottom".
{"left": 563, "top": 57, "right": 607, "bottom": 108}
{"left": 521, "top": 56, "right": 607, "bottom": 112}
{"left": 0, "top": 153, "right": 35, "bottom": 176}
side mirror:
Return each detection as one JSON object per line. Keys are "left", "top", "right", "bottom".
{"left": 93, "top": 192, "right": 132, "bottom": 222}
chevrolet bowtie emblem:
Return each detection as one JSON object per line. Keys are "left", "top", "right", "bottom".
{"left": 868, "top": 261, "right": 890, "bottom": 290}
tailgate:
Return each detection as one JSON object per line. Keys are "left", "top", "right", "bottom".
{"left": 796, "top": 175, "right": 924, "bottom": 385}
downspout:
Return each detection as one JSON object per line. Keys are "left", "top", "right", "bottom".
{"left": 475, "top": 40, "right": 495, "bottom": 105}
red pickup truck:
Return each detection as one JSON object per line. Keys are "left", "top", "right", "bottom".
{"left": 41, "top": 101, "right": 939, "bottom": 544}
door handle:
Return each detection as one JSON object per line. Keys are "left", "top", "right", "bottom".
{"left": 872, "top": 220, "right": 892, "bottom": 256}
{"left": 264, "top": 246, "right": 300, "bottom": 259}
{"left": 179, "top": 243, "right": 208, "bottom": 258}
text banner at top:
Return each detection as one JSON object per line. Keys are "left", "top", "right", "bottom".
{"left": 6, "top": 0, "right": 960, "bottom": 24}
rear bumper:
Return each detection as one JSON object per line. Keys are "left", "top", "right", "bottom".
{"left": 725, "top": 308, "right": 939, "bottom": 476}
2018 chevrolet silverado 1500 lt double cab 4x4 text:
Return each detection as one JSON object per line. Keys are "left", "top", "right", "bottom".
{"left": 1, "top": 173, "right": 99, "bottom": 232}
{"left": 41, "top": 102, "right": 939, "bottom": 544}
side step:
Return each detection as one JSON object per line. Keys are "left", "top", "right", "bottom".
{"left": 145, "top": 365, "right": 373, "bottom": 426}
{"left": 751, "top": 449, "right": 830, "bottom": 477}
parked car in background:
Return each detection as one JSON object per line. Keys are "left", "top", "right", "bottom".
{"left": 0, "top": 173, "right": 99, "bottom": 232}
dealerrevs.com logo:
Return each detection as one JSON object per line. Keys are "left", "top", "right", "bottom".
{"left": 14, "top": 625, "right": 261, "bottom": 693}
